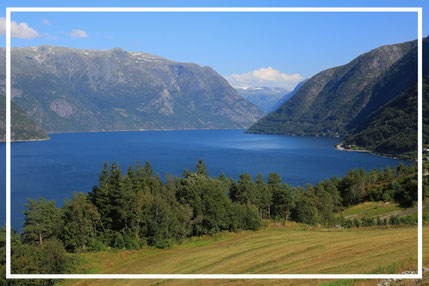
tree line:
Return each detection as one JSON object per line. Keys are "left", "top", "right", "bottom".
{"left": 2, "top": 160, "right": 423, "bottom": 281}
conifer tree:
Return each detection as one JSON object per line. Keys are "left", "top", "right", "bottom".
{"left": 195, "top": 159, "right": 208, "bottom": 176}
{"left": 22, "top": 196, "right": 61, "bottom": 246}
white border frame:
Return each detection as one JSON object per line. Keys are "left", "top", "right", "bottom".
{"left": 5, "top": 6, "right": 423, "bottom": 280}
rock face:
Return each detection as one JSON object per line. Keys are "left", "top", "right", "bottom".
{"left": 0, "top": 46, "right": 264, "bottom": 133}
{"left": 0, "top": 93, "right": 49, "bottom": 141}
{"left": 247, "top": 39, "right": 418, "bottom": 137}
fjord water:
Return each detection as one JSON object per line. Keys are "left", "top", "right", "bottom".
{"left": 0, "top": 129, "right": 409, "bottom": 230}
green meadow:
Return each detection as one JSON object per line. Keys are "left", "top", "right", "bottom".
{"left": 60, "top": 223, "right": 422, "bottom": 286}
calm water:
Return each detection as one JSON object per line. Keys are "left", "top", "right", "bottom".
{"left": 0, "top": 129, "right": 409, "bottom": 230}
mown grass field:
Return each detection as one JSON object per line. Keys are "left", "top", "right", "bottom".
{"left": 59, "top": 224, "right": 424, "bottom": 286}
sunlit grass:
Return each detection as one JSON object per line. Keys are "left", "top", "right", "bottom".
{"left": 337, "top": 198, "right": 429, "bottom": 221}
{"left": 59, "top": 225, "right": 423, "bottom": 286}
{"left": 339, "top": 201, "right": 404, "bottom": 219}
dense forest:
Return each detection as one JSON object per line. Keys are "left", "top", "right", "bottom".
{"left": 0, "top": 159, "right": 424, "bottom": 282}
{"left": 342, "top": 74, "right": 427, "bottom": 158}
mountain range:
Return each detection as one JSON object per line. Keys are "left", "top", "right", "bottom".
{"left": 1, "top": 39, "right": 425, "bottom": 157}
{"left": 247, "top": 37, "right": 428, "bottom": 158}
{"left": 235, "top": 86, "right": 291, "bottom": 114}
{"left": 247, "top": 39, "right": 420, "bottom": 136}
{"left": 236, "top": 80, "right": 307, "bottom": 114}
{"left": 0, "top": 46, "right": 264, "bottom": 134}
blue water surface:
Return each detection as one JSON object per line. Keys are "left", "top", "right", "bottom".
{"left": 0, "top": 129, "right": 410, "bottom": 231}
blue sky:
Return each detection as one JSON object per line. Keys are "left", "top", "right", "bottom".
{"left": 0, "top": 0, "right": 427, "bottom": 89}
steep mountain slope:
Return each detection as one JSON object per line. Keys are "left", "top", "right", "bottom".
{"left": 342, "top": 73, "right": 429, "bottom": 158}
{"left": 343, "top": 80, "right": 418, "bottom": 157}
{"left": 270, "top": 80, "right": 307, "bottom": 112}
{"left": 0, "top": 94, "right": 49, "bottom": 141}
{"left": 346, "top": 38, "right": 429, "bottom": 131}
{"left": 247, "top": 39, "right": 419, "bottom": 136}
{"left": 0, "top": 46, "right": 264, "bottom": 133}
{"left": 235, "top": 86, "right": 290, "bottom": 113}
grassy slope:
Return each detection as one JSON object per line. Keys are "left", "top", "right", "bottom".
{"left": 337, "top": 199, "right": 429, "bottom": 220}
{"left": 60, "top": 225, "right": 421, "bottom": 286}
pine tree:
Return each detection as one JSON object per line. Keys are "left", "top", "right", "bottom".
{"left": 22, "top": 196, "right": 61, "bottom": 246}
{"left": 236, "top": 173, "right": 257, "bottom": 206}
{"left": 255, "top": 174, "right": 267, "bottom": 220}
{"left": 61, "top": 192, "right": 100, "bottom": 252}
{"left": 88, "top": 162, "right": 109, "bottom": 228}
{"left": 195, "top": 159, "right": 208, "bottom": 176}
{"left": 267, "top": 172, "right": 282, "bottom": 219}
{"left": 107, "top": 162, "right": 124, "bottom": 231}
{"left": 122, "top": 165, "right": 138, "bottom": 231}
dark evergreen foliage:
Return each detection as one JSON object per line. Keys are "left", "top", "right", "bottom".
{"left": 344, "top": 73, "right": 429, "bottom": 158}
{"left": 5, "top": 160, "right": 420, "bottom": 277}
{"left": 19, "top": 160, "right": 421, "bottom": 252}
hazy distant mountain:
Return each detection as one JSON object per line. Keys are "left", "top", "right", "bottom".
{"left": 270, "top": 80, "right": 307, "bottom": 112}
{"left": 235, "top": 86, "right": 290, "bottom": 113}
{"left": 0, "top": 94, "right": 49, "bottom": 141}
{"left": 0, "top": 46, "right": 264, "bottom": 133}
{"left": 247, "top": 39, "right": 418, "bottom": 137}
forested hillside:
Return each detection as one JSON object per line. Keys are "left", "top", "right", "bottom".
{"left": 342, "top": 39, "right": 429, "bottom": 157}
{"left": 0, "top": 94, "right": 48, "bottom": 141}
{"left": 247, "top": 39, "right": 418, "bottom": 137}
{"left": 247, "top": 38, "right": 429, "bottom": 158}
{"left": 343, "top": 74, "right": 429, "bottom": 158}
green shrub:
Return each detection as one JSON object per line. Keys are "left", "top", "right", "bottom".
{"left": 123, "top": 231, "right": 142, "bottom": 250}
{"left": 113, "top": 232, "right": 125, "bottom": 249}
{"left": 88, "top": 237, "right": 106, "bottom": 252}
{"left": 353, "top": 218, "right": 360, "bottom": 228}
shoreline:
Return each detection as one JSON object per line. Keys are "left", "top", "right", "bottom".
{"left": 44, "top": 127, "right": 246, "bottom": 135}
{"left": 334, "top": 143, "right": 372, "bottom": 153}
{"left": 1, "top": 128, "right": 247, "bottom": 142}
{"left": 1, "top": 134, "right": 416, "bottom": 162}
{"left": 0, "top": 137, "right": 50, "bottom": 143}
{"left": 335, "top": 143, "right": 414, "bottom": 161}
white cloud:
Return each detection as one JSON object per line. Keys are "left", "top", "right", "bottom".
{"left": 68, "top": 29, "right": 88, "bottom": 39}
{"left": 0, "top": 17, "right": 39, "bottom": 39}
{"left": 42, "top": 18, "right": 51, "bottom": 25}
{"left": 225, "top": 67, "right": 303, "bottom": 90}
